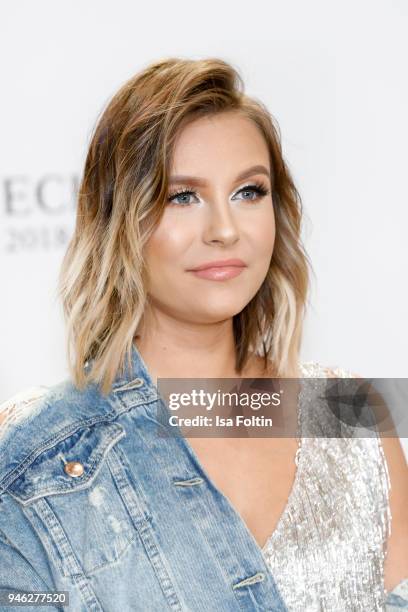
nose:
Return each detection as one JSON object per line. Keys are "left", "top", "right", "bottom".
{"left": 202, "top": 197, "right": 240, "bottom": 247}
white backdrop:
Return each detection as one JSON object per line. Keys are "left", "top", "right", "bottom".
{"left": 1, "top": 0, "right": 407, "bottom": 458}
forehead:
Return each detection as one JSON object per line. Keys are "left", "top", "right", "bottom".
{"left": 169, "top": 112, "right": 270, "bottom": 175}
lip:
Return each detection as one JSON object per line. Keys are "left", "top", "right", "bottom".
{"left": 189, "top": 266, "right": 245, "bottom": 281}
{"left": 188, "top": 258, "right": 246, "bottom": 271}
{"left": 187, "top": 259, "right": 247, "bottom": 282}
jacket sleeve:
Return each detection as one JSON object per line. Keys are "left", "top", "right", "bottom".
{"left": 385, "top": 577, "right": 408, "bottom": 609}
{"left": 0, "top": 530, "right": 65, "bottom": 612}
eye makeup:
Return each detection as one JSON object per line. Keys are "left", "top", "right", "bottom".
{"left": 167, "top": 181, "right": 270, "bottom": 206}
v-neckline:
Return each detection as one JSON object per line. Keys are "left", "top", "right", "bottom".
{"left": 175, "top": 376, "right": 307, "bottom": 558}
{"left": 130, "top": 341, "right": 307, "bottom": 558}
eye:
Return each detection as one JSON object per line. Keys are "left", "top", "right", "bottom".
{"left": 232, "top": 182, "right": 270, "bottom": 202}
{"left": 167, "top": 188, "right": 199, "bottom": 206}
{"left": 166, "top": 181, "right": 270, "bottom": 207}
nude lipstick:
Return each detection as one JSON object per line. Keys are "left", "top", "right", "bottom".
{"left": 187, "top": 258, "right": 247, "bottom": 281}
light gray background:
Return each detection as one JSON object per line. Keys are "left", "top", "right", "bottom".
{"left": 1, "top": 0, "right": 406, "bottom": 458}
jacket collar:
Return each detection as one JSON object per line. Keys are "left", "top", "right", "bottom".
{"left": 110, "top": 341, "right": 158, "bottom": 394}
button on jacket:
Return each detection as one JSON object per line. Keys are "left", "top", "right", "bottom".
{"left": 0, "top": 345, "right": 288, "bottom": 612}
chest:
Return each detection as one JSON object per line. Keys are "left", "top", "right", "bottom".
{"left": 185, "top": 436, "right": 300, "bottom": 550}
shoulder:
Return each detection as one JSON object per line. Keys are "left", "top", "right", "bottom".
{"left": 0, "top": 386, "right": 50, "bottom": 433}
{"left": 0, "top": 378, "right": 117, "bottom": 496}
{"left": 299, "top": 360, "right": 360, "bottom": 378}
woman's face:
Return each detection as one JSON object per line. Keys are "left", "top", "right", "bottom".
{"left": 144, "top": 111, "right": 275, "bottom": 324}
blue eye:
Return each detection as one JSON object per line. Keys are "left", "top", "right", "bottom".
{"left": 166, "top": 182, "right": 270, "bottom": 207}
{"left": 167, "top": 188, "right": 198, "bottom": 206}
{"left": 233, "top": 183, "right": 270, "bottom": 201}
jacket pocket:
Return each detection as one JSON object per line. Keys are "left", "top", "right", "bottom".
{"left": 6, "top": 420, "right": 149, "bottom": 578}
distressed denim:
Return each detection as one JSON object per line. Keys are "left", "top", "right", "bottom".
{"left": 0, "top": 344, "right": 288, "bottom": 612}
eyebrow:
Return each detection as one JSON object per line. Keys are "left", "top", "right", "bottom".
{"left": 168, "top": 164, "right": 271, "bottom": 186}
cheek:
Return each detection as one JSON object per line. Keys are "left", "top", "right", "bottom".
{"left": 251, "top": 209, "right": 276, "bottom": 260}
{"left": 144, "top": 217, "right": 192, "bottom": 281}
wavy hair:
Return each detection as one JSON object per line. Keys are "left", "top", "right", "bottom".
{"left": 58, "top": 56, "right": 312, "bottom": 395}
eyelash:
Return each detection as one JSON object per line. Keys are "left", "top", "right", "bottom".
{"left": 166, "top": 182, "right": 270, "bottom": 206}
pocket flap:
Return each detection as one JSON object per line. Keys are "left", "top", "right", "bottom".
{"left": 8, "top": 421, "right": 126, "bottom": 505}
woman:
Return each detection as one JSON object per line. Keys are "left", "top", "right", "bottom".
{"left": 0, "top": 57, "right": 407, "bottom": 611}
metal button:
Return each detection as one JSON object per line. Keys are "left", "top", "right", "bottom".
{"left": 64, "top": 461, "right": 84, "bottom": 477}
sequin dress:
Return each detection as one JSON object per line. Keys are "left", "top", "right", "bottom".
{"left": 261, "top": 361, "right": 408, "bottom": 611}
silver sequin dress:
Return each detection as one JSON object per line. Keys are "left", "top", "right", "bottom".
{"left": 261, "top": 361, "right": 407, "bottom": 611}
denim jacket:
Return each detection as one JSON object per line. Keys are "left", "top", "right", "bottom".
{"left": 0, "top": 344, "right": 288, "bottom": 612}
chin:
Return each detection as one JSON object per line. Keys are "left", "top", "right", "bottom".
{"left": 197, "top": 302, "right": 249, "bottom": 321}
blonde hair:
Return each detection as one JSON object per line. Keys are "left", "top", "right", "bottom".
{"left": 58, "top": 57, "right": 312, "bottom": 395}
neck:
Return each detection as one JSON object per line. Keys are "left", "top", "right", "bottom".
{"left": 133, "top": 309, "right": 258, "bottom": 384}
